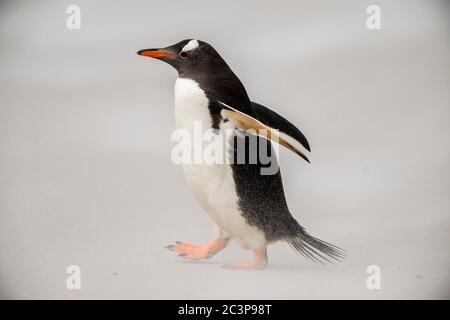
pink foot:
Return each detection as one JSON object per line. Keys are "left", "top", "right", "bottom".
{"left": 166, "top": 239, "right": 228, "bottom": 260}
{"left": 223, "top": 248, "right": 268, "bottom": 270}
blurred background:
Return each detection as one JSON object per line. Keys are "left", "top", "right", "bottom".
{"left": 0, "top": 0, "right": 449, "bottom": 299}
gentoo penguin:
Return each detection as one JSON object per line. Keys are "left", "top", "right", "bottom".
{"left": 137, "top": 39, "right": 344, "bottom": 269}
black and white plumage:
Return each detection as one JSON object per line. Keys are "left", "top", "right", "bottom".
{"left": 138, "top": 39, "right": 344, "bottom": 269}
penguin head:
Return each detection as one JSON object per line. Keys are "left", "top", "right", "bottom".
{"left": 137, "top": 39, "right": 227, "bottom": 76}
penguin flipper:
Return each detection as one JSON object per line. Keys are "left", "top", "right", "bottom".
{"left": 251, "top": 101, "right": 311, "bottom": 152}
{"left": 218, "top": 100, "right": 310, "bottom": 163}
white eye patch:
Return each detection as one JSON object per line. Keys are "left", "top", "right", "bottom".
{"left": 181, "top": 39, "right": 199, "bottom": 52}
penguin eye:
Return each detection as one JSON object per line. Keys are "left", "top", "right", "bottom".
{"left": 179, "top": 51, "right": 188, "bottom": 59}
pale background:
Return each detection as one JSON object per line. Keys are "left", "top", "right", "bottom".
{"left": 0, "top": 0, "right": 449, "bottom": 299}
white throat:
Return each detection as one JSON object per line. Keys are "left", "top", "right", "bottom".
{"left": 174, "top": 78, "right": 212, "bottom": 130}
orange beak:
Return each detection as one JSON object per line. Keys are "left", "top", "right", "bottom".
{"left": 137, "top": 49, "right": 174, "bottom": 58}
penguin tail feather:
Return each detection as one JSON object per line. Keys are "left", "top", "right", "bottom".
{"left": 287, "top": 231, "right": 346, "bottom": 264}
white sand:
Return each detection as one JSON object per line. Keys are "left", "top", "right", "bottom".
{"left": 0, "top": 0, "right": 449, "bottom": 299}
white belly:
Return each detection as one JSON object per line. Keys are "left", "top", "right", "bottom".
{"left": 174, "top": 78, "right": 266, "bottom": 248}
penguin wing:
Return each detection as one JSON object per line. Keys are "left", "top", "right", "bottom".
{"left": 251, "top": 101, "right": 310, "bottom": 152}
{"left": 217, "top": 100, "right": 310, "bottom": 163}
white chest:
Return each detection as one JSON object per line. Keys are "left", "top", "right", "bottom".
{"left": 174, "top": 77, "right": 212, "bottom": 130}
{"left": 175, "top": 78, "right": 238, "bottom": 223}
{"left": 174, "top": 78, "right": 235, "bottom": 215}
{"left": 173, "top": 78, "right": 265, "bottom": 248}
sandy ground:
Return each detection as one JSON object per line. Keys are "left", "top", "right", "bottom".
{"left": 0, "top": 0, "right": 449, "bottom": 299}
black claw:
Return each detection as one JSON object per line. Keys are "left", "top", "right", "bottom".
{"left": 165, "top": 245, "right": 174, "bottom": 250}
{"left": 178, "top": 253, "right": 187, "bottom": 257}
{"left": 175, "top": 241, "right": 182, "bottom": 244}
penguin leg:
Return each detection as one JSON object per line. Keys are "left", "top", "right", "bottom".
{"left": 223, "top": 247, "right": 268, "bottom": 270}
{"left": 167, "top": 238, "right": 229, "bottom": 260}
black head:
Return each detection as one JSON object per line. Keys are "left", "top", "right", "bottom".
{"left": 137, "top": 39, "right": 229, "bottom": 77}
